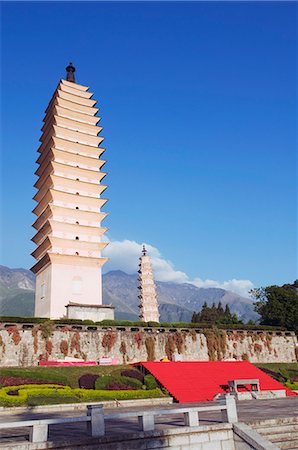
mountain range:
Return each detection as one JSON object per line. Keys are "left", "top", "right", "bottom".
{"left": 0, "top": 265, "right": 259, "bottom": 322}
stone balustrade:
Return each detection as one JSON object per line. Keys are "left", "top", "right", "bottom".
{"left": 0, "top": 395, "right": 238, "bottom": 443}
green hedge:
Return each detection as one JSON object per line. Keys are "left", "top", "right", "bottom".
{"left": 0, "top": 316, "right": 287, "bottom": 331}
{"left": 95, "top": 375, "right": 143, "bottom": 390}
{"left": 0, "top": 384, "right": 164, "bottom": 407}
{"left": 0, "top": 317, "right": 97, "bottom": 325}
{"left": 72, "top": 388, "right": 162, "bottom": 402}
{"left": 285, "top": 381, "right": 298, "bottom": 390}
{"left": 0, "top": 384, "right": 69, "bottom": 407}
{"left": 28, "top": 394, "right": 80, "bottom": 406}
{"left": 144, "top": 374, "right": 158, "bottom": 390}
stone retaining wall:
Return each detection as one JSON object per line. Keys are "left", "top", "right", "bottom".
{"left": 0, "top": 422, "right": 279, "bottom": 450}
{"left": 0, "top": 323, "right": 296, "bottom": 367}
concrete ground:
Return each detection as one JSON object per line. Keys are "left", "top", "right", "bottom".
{"left": 0, "top": 397, "right": 297, "bottom": 446}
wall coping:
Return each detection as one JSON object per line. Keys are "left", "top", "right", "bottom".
{"left": 0, "top": 397, "right": 173, "bottom": 415}
{"left": 0, "top": 322, "right": 294, "bottom": 336}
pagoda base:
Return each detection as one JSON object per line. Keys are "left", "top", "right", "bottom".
{"left": 66, "top": 302, "right": 115, "bottom": 322}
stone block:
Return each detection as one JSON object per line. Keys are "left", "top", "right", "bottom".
{"left": 188, "top": 444, "right": 203, "bottom": 450}
{"left": 225, "top": 395, "right": 238, "bottom": 423}
{"left": 189, "top": 432, "right": 210, "bottom": 444}
{"left": 184, "top": 411, "right": 199, "bottom": 427}
{"left": 87, "top": 404, "right": 105, "bottom": 436}
{"left": 29, "top": 424, "right": 48, "bottom": 443}
{"left": 221, "top": 438, "right": 236, "bottom": 450}
{"left": 162, "top": 447, "right": 181, "bottom": 450}
{"left": 146, "top": 437, "right": 169, "bottom": 449}
{"left": 202, "top": 441, "right": 222, "bottom": 450}
{"left": 138, "top": 414, "right": 155, "bottom": 431}
{"left": 209, "top": 430, "right": 230, "bottom": 441}
{"left": 168, "top": 433, "right": 190, "bottom": 446}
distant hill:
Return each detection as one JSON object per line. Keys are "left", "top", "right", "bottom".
{"left": 0, "top": 266, "right": 259, "bottom": 322}
{"left": 103, "top": 270, "right": 259, "bottom": 322}
{"left": 0, "top": 265, "right": 35, "bottom": 316}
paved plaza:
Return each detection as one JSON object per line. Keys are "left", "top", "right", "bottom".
{"left": 0, "top": 397, "right": 297, "bottom": 446}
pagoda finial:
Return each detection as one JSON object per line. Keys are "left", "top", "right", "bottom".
{"left": 66, "top": 62, "right": 76, "bottom": 83}
{"left": 142, "top": 245, "right": 147, "bottom": 256}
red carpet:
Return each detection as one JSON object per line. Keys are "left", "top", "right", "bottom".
{"left": 137, "top": 361, "right": 296, "bottom": 402}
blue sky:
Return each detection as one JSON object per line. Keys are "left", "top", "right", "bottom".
{"left": 0, "top": 1, "right": 297, "bottom": 294}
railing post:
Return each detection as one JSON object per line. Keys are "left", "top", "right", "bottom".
{"left": 29, "top": 424, "right": 48, "bottom": 443}
{"left": 224, "top": 394, "right": 238, "bottom": 423}
{"left": 138, "top": 414, "right": 155, "bottom": 431}
{"left": 184, "top": 411, "right": 199, "bottom": 427}
{"left": 87, "top": 404, "right": 105, "bottom": 437}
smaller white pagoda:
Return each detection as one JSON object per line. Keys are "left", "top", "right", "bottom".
{"left": 138, "top": 245, "right": 160, "bottom": 323}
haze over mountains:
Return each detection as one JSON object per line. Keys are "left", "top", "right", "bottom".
{"left": 0, "top": 266, "right": 259, "bottom": 322}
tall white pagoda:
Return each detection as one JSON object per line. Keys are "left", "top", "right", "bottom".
{"left": 138, "top": 246, "right": 160, "bottom": 323}
{"left": 31, "top": 63, "right": 114, "bottom": 321}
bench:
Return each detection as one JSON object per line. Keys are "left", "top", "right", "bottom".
{"left": 228, "top": 379, "right": 260, "bottom": 394}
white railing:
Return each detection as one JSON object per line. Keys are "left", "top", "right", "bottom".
{"left": 0, "top": 394, "right": 238, "bottom": 443}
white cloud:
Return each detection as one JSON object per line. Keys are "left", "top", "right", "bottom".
{"left": 103, "top": 238, "right": 254, "bottom": 297}
{"left": 191, "top": 277, "right": 254, "bottom": 298}
{"left": 103, "top": 238, "right": 188, "bottom": 283}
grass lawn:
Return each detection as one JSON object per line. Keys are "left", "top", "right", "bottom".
{"left": 256, "top": 362, "right": 298, "bottom": 372}
{"left": 0, "top": 365, "right": 129, "bottom": 388}
{"left": 255, "top": 362, "right": 298, "bottom": 389}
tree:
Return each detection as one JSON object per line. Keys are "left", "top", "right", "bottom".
{"left": 191, "top": 301, "right": 242, "bottom": 325}
{"left": 251, "top": 281, "right": 298, "bottom": 333}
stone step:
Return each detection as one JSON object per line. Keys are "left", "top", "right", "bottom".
{"left": 268, "top": 432, "right": 298, "bottom": 441}
{"left": 237, "top": 392, "right": 253, "bottom": 401}
{"left": 271, "top": 439, "right": 298, "bottom": 450}
{"left": 252, "top": 418, "right": 298, "bottom": 427}
{"left": 251, "top": 390, "right": 286, "bottom": 400}
{"left": 255, "top": 425, "right": 298, "bottom": 435}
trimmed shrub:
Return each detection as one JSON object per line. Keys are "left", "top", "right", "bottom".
{"left": 0, "top": 382, "right": 167, "bottom": 407}
{"left": 73, "top": 388, "right": 164, "bottom": 402}
{"left": 97, "top": 320, "right": 145, "bottom": 327}
{"left": 0, "top": 384, "right": 71, "bottom": 407}
{"left": 78, "top": 374, "right": 99, "bottom": 390}
{"left": 95, "top": 375, "right": 143, "bottom": 391}
{"left": 120, "top": 369, "right": 144, "bottom": 383}
{"left": 2, "top": 384, "right": 69, "bottom": 392}
{"left": 144, "top": 374, "right": 158, "bottom": 390}
{"left": 27, "top": 393, "right": 79, "bottom": 406}
{"left": 0, "top": 316, "right": 288, "bottom": 331}
{"left": 285, "top": 381, "right": 298, "bottom": 390}
{"left": 146, "top": 322, "right": 160, "bottom": 328}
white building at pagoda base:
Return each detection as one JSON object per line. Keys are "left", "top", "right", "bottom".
{"left": 31, "top": 65, "right": 114, "bottom": 321}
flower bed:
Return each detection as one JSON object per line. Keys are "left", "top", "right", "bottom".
{"left": 0, "top": 384, "right": 164, "bottom": 407}
{"left": 0, "top": 376, "right": 65, "bottom": 387}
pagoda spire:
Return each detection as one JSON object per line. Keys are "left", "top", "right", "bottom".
{"left": 31, "top": 74, "right": 114, "bottom": 321}
{"left": 66, "top": 62, "right": 76, "bottom": 83}
{"left": 138, "top": 245, "right": 160, "bottom": 323}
